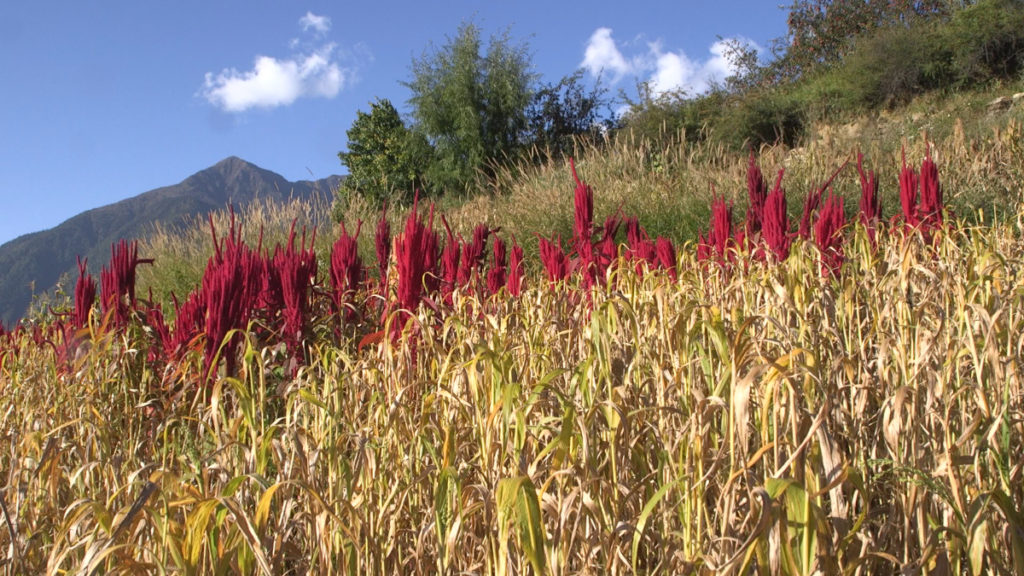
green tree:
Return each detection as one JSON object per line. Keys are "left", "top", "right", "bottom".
{"left": 526, "top": 70, "right": 612, "bottom": 160}
{"left": 404, "top": 22, "right": 536, "bottom": 194}
{"left": 337, "top": 98, "right": 430, "bottom": 207}
{"left": 946, "top": 0, "right": 1024, "bottom": 86}
{"left": 771, "top": 0, "right": 955, "bottom": 81}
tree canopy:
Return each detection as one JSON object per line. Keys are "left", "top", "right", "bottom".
{"left": 337, "top": 98, "right": 430, "bottom": 205}
{"left": 526, "top": 70, "right": 612, "bottom": 160}
{"left": 403, "top": 22, "right": 536, "bottom": 194}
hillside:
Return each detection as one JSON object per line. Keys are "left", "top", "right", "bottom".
{"left": 0, "top": 157, "right": 342, "bottom": 326}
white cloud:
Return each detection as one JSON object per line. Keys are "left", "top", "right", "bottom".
{"left": 200, "top": 14, "right": 353, "bottom": 113}
{"left": 201, "top": 46, "right": 344, "bottom": 112}
{"left": 699, "top": 40, "right": 742, "bottom": 90}
{"left": 580, "top": 28, "right": 634, "bottom": 81}
{"left": 581, "top": 28, "right": 760, "bottom": 99}
{"left": 648, "top": 47, "right": 696, "bottom": 96}
{"left": 299, "top": 12, "right": 331, "bottom": 34}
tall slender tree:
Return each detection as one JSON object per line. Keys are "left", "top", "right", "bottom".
{"left": 404, "top": 22, "right": 536, "bottom": 193}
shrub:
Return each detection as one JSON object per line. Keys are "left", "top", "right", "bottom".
{"left": 337, "top": 98, "right": 431, "bottom": 208}
{"left": 946, "top": 0, "right": 1024, "bottom": 86}
{"left": 718, "top": 89, "right": 806, "bottom": 148}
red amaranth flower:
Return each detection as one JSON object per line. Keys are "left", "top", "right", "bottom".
{"left": 73, "top": 256, "right": 96, "bottom": 329}
{"left": 257, "top": 249, "right": 283, "bottom": 314}
{"left": 857, "top": 153, "right": 882, "bottom": 247}
{"left": 331, "top": 221, "right": 364, "bottom": 323}
{"left": 762, "top": 170, "right": 791, "bottom": 262}
{"left": 201, "top": 212, "right": 262, "bottom": 378}
{"left": 171, "top": 289, "right": 205, "bottom": 360}
{"left": 459, "top": 223, "right": 491, "bottom": 288}
{"left": 144, "top": 298, "right": 173, "bottom": 363}
{"left": 899, "top": 147, "right": 920, "bottom": 230}
{"left": 539, "top": 233, "right": 570, "bottom": 285}
{"left": 276, "top": 224, "right": 318, "bottom": 365}
{"left": 655, "top": 237, "right": 677, "bottom": 281}
{"left": 696, "top": 231, "right": 712, "bottom": 264}
{"left": 486, "top": 236, "right": 507, "bottom": 295}
{"left": 814, "top": 193, "right": 846, "bottom": 279}
{"left": 440, "top": 218, "right": 462, "bottom": 304}
{"left": 570, "top": 158, "right": 596, "bottom": 288}
{"left": 393, "top": 195, "right": 439, "bottom": 337}
{"left": 596, "top": 215, "right": 620, "bottom": 279}
{"left": 799, "top": 161, "right": 848, "bottom": 240}
{"left": 508, "top": 238, "right": 524, "bottom": 296}
{"left": 625, "top": 216, "right": 657, "bottom": 275}
{"left": 709, "top": 195, "right": 734, "bottom": 263}
{"left": 100, "top": 239, "right": 153, "bottom": 328}
{"left": 918, "top": 145, "right": 943, "bottom": 236}
{"left": 421, "top": 208, "right": 440, "bottom": 297}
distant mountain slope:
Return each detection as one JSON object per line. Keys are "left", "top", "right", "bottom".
{"left": 0, "top": 157, "right": 342, "bottom": 326}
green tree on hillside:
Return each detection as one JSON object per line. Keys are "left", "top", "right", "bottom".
{"left": 773, "top": 0, "right": 957, "bottom": 80}
{"left": 526, "top": 70, "right": 613, "bottom": 160}
{"left": 337, "top": 98, "right": 431, "bottom": 207}
{"left": 404, "top": 22, "right": 536, "bottom": 194}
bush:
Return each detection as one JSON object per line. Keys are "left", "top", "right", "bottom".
{"left": 796, "top": 20, "right": 951, "bottom": 115}
{"left": 717, "top": 89, "right": 806, "bottom": 149}
{"left": 337, "top": 98, "right": 431, "bottom": 209}
{"left": 946, "top": 0, "right": 1024, "bottom": 86}
{"left": 794, "top": 0, "right": 1024, "bottom": 119}
{"left": 617, "top": 86, "right": 720, "bottom": 145}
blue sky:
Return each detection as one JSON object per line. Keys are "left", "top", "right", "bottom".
{"left": 0, "top": 2, "right": 789, "bottom": 246}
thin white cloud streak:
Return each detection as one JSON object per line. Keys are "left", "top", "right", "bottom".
{"left": 200, "top": 12, "right": 350, "bottom": 113}
{"left": 581, "top": 28, "right": 760, "bottom": 98}
{"left": 299, "top": 12, "right": 331, "bottom": 34}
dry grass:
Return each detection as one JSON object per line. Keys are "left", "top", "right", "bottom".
{"left": 448, "top": 115, "right": 1023, "bottom": 266}
{"left": 3, "top": 205, "right": 1024, "bottom": 573}
{"left": 4, "top": 110, "right": 1023, "bottom": 575}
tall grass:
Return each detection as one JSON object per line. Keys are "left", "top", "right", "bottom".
{"left": 3, "top": 210, "right": 1023, "bottom": 573}
{"left": 461, "top": 116, "right": 1023, "bottom": 265}
{"left": 4, "top": 180, "right": 1024, "bottom": 573}
{"left": 4, "top": 112, "right": 1023, "bottom": 574}
{"left": 136, "top": 116, "right": 1023, "bottom": 307}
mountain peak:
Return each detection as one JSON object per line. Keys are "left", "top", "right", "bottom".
{"left": 0, "top": 158, "right": 342, "bottom": 326}
{"left": 214, "top": 156, "right": 253, "bottom": 169}
{"left": 207, "top": 156, "right": 266, "bottom": 179}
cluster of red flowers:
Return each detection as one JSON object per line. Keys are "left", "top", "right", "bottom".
{"left": 7, "top": 149, "right": 947, "bottom": 381}
{"left": 73, "top": 256, "right": 96, "bottom": 330}
{"left": 101, "top": 239, "right": 153, "bottom": 328}
{"left": 697, "top": 149, "right": 945, "bottom": 278}
{"left": 900, "top": 145, "right": 944, "bottom": 242}
{"left": 387, "top": 197, "right": 525, "bottom": 338}
{"left": 330, "top": 222, "right": 363, "bottom": 323}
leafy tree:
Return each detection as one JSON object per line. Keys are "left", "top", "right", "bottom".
{"left": 337, "top": 98, "right": 430, "bottom": 207}
{"left": 404, "top": 22, "right": 536, "bottom": 194}
{"left": 526, "top": 70, "right": 612, "bottom": 160}
{"left": 772, "top": 0, "right": 956, "bottom": 80}
{"left": 946, "top": 0, "right": 1024, "bottom": 85}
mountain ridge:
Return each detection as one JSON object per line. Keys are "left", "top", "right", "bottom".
{"left": 0, "top": 157, "right": 343, "bottom": 327}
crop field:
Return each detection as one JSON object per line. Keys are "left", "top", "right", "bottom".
{"left": 2, "top": 135, "right": 1024, "bottom": 574}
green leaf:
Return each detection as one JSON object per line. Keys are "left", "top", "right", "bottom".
{"left": 497, "top": 476, "right": 547, "bottom": 575}
{"left": 435, "top": 466, "right": 459, "bottom": 564}
{"left": 632, "top": 478, "right": 682, "bottom": 573}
